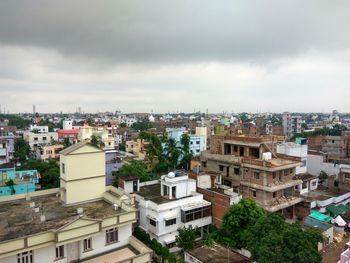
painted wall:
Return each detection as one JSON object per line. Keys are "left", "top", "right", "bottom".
{"left": 307, "top": 154, "right": 340, "bottom": 176}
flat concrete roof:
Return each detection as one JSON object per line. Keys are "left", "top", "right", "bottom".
{"left": 188, "top": 244, "right": 252, "bottom": 263}
{"left": 0, "top": 193, "right": 125, "bottom": 242}
{"left": 137, "top": 183, "right": 177, "bottom": 204}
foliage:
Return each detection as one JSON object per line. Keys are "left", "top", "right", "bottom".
{"left": 119, "top": 122, "right": 127, "bottom": 128}
{"left": 293, "top": 124, "right": 348, "bottom": 139}
{"left": 221, "top": 198, "right": 265, "bottom": 249}
{"left": 14, "top": 138, "right": 31, "bottom": 161}
{"left": 18, "top": 160, "right": 60, "bottom": 189}
{"left": 5, "top": 179, "right": 16, "bottom": 194}
{"left": 131, "top": 121, "right": 153, "bottom": 132}
{"left": 179, "top": 134, "right": 192, "bottom": 170}
{"left": 319, "top": 170, "right": 328, "bottom": 184}
{"left": 62, "top": 138, "right": 72, "bottom": 148}
{"left": 165, "top": 138, "right": 181, "bottom": 170}
{"left": 0, "top": 114, "right": 31, "bottom": 129}
{"left": 86, "top": 118, "right": 94, "bottom": 126}
{"left": 38, "top": 119, "right": 59, "bottom": 132}
{"left": 247, "top": 213, "right": 323, "bottom": 263}
{"left": 118, "top": 143, "right": 126, "bottom": 151}
{"left": 116, "top": 161, "right": 151, "bottom": 182}
{"left": 90, "top": 134, "right": 105, "bottom": 148}
{"left": 133, "top": 227, "right": 178, "bottom": 262}
{"left": 175, "top": 226, "right": 197, "bottom": 252}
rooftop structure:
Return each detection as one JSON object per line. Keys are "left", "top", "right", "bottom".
{"left": 185, "top": 243, "right": 252, "bottom": 263}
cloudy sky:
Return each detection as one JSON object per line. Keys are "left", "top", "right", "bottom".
{"left": 0, "top": 0, "right": 350, "bottom": 114}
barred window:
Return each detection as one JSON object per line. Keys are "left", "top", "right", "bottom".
{"left": 106, "top": 227, "right": 118, "bottom": 245}
{"left": 181, "top": 205, "right": 211, "bottom": 223}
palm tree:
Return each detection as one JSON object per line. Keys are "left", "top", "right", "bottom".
{"left": 90, "top": 134, "right": 105, "bottom": 149}
{"left": 180, "top": 134, "right": 192, "bottom": 170}
{"left": 164, "top": 138, "right": 181, "bottom": 170}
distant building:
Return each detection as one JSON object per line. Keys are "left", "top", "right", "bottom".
{"left": 24, "top": 131, "right": 58, "bottom": 151}
{"left": 282, "top": 112, "right": 302, "bottom": 138}
{"left": 29, "top": 124, "right": 49, "bottom": 133}
{"left": 0, "top": 126, "right": 16, "bottom": 164}
{"left": 166, "top": 128, "right": 205, "bottom": 156}
{"left": 277, "top": 139, "right": 308, "bottom": 174}
{"left": 62, "top": 120, "right": 73, "bottom": 130}
{"left": 134, "top": 171, "right": 212, "bottom": 247}
{"left": 0, "top": 163, "right": 38, "bottom": 197}
{"left": 36, "top": 144, "right": 64, "bottom": 160}
{"left": 57, "top": 129, "right": 79, "bottom": 144}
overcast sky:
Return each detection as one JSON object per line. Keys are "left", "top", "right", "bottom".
{"left": 0, "top": 0, "right": 350, "bottom": 114}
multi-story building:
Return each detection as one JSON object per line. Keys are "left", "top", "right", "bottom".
{"left": 282, "top": 112, "right": 302, "bottom": 138}
{"left": 200, "top": 135, "right": 303, "bottom": 217}
{"left": 134, "top": 171, "right": 212, "bottom": 247}
{"left": 24, "top": 132, "right": 59, "bottom": 151}
{"left": 0, "top": 163, "right": 38, "bottom": 197}
{"left": 0, "top": 126, "right": 16, "bottom": 164}
{"left": 29, "top": 124, "right": 49, "bottom": 133}
{"left": 277, "top": 139, "right": 308, "bottom": 174}
{"left": 166, "top": 128, "right": 206, "bottom": 156}
{"left": 0, "top": 142, "right": 152, "bottom": 263}
{"left": 126, "top": 139, "right": 148, "bottom": 158}
{"left": 35, "top": 144, "right": 64, "bottom": 160}
{"left": 57, "top": 129, "right": 79, "bottom": 144}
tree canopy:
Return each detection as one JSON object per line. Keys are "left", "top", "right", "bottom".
{"left": 131, "top": 120, "right": 153, "bottom": 132}
{"left": 14, "top": 138, "right": 31, "bottom": 161}
{"left": 113, "top": 160, "right": 152, "bottom": 185}
{"left": 175, "top": 226, "right": 197, "bottom": 252}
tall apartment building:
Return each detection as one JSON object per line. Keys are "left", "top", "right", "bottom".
{"left": 134, "top": 171, "right": 212, "bottom": 247}
{"left": 200, "top": 135, "right": 303, "bottom": 217}
{"left": 0, "top": 141, "right": 152, "bottom": 263}
{"left": 282, "top": 112, "right": 302, "bottom": 138}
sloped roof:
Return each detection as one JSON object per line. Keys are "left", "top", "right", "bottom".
{"left": 309, "top": 211, "right": 333, "bottom": 223}
{"left": 326, "top": 204, "right": 350, "bottom": 216}
{"left": 59, "top": 141, "right": 102, "bottom": 155}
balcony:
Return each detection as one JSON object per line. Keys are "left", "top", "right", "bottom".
{"left": 79, "top": 236, "right": 152, "bottom": 263}
{"left": 0, "top": 148, "right": 6, "bottom": 156}
{"left": 201, "top": 151, "right": 241, "bottom": 164}
{"left": 262, "top": 196, "right": 303, "bottom": 213}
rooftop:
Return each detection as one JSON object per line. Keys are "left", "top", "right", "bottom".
{"left": 302, "top": 188, "right": 341, "bottom": 201}
{"left": 187, "top": 243, "right": 252, "bottom": 263}
{"left": 0, "top": 193, "right": 125, "bottom": 242}
{"left": 137, "top": 183, "right": 177, "bottom": 204}
{"left": 295, "top": 173, "right": 318, "bottom": 182}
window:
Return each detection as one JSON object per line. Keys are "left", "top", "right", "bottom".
{"left": 106, "top": 227, "right": 118, "bottom": 244}
{"left": 43, "top": 137, "right": 47, "bottom": 140}
{"left": 219, "top": 165, "right": 224, "bottom": 171}
{"left": 149, "top": 218, "right": 157, "bottom": 227}
{"left": 273, "top": 192, "right": 277, "bottom": 198}
{"left": 272, "top": 172, "right": 276, "bottom": 179}
{"left": 196, "top": 141, "right": 200, "bottom": 144}
{"left": 17, "top": 251, "right": 33, "bottom": 263}
{"left": 83, "top": 238, "right": 92, "bottom": 252}
{"left": 233, "top": 145, "right": 238, "bottom": 152}
{"left": 55, "top": 245, "right": 64, "bottom": 259}
{"left": 34, "top": 137, "right": 38, "bottom": 141}
{"left": 251, "top": 190, "right": 256, "bottom": 198}
{"left": 284, "top": 170, "right": 289, "bottom": 176}
{"left": 289, "top": 168, "right": 293, "bottom": 174}
{"left": 61, "top": 163, "right": 65, "bottom": 174}
{"left": 201, "top": 161, "right": 207, "bottom": 168}
{"left": 181, "top": 206, "right": 211, "bottom": 223}
{"left": 165, "top": 218, "right": 177, "bottom": 226}
{"left": 312, "top": 181, "right": 317, "bottom": 186}
{"left": 234, "top": 167, "right": 240, "bottom": 175}
{"left": 253, "top": 172, "right": 260, "bottom": 179}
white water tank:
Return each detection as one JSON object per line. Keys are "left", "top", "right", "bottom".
{"left": 262, "top": 152, "right": 272, "bottom": 161}
{"left": 167, "top": 172, "right": 175, "bottom": 178}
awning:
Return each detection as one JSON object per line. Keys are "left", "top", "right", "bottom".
{"left": 333, "top": 215, "right": 347, "bottom": 227}
{"left": 163, "top": 235, "right": 176, "bottom": 245}
{"left": 309, "top": 211, "right": 333, "bottom": 223}
{"left": 164, "top": 213, "right": 178, "bottom": 221}
{"left": 146, "top": 214, "right": 158, "bottom": 221}
{"left": 326, "top": 204, "right": 350, "bottom": 217}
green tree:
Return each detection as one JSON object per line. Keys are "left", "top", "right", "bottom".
{"left": 116, "top": 161, "right": 151, "bottom": 182}
{"left": 90, "top": 134, "right": 105, "bottom": 148}
{"left": 165, "top": 138, "right": 181, "bottom": 170}
{"left": 131, "top": 121, "right": 153, "bottom": 132}
{"left": 0, "top": 114, "right": 31, "bottom": 129}
{"left": 221, "top": 198, "right": 265, "bottom": 249}
{"left": 180, "top": 134, "right": 192, "bottom": 170}
{"left": 319, "top": 170, "right": 328, "bottom": 184}
{"left": 119, "top": 122, "right": 127, "bottom": 128}
{"left": 175, "top": 226, "right": 197, "bottom": 252}
{"left": 247, "top": 213, "right": 323, "bottom": 263}
{"left": 62, "top": 138, "right": 72, "bottom": 148}
{"left": 5, "top": 179, "right": 16, "bottom": 194}
{"left": 118, "top": 143, "right": 126, "bottom": 151}
{"left": 14, "top": 138, "right": 31, "bottom": 161}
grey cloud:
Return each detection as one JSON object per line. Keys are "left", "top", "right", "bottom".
{"left": 0, "top": 0, "right": 350, "bottom": 64}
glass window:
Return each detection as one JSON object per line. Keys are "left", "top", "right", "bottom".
{"left": 181, "top": 205, "right": 211, "bottom": 223}
{"left": 253, "top": 172, "right": 260, "bottom": 179}
{"left": 83, "top": 238, "right": 92, "bottom": 252}
{"left": 149, "top": 218, "right": 157, "bottom": 227}
{"left": 106, "top": 227, "right": 118, "bottom": 245}
{"left": 165, "top": 218, "right": 176, "bottom": 226}
{"left": 17, "top": 251, "right": 33, "bottom": 263}
{"left": 61, "top": 163, "right": 65, "bottom": 174}
{"left": 219, "top": 165, "right": 224, "bottom": 171}
{"left": 55, "top": 245, "right": 64, "bottom": 259}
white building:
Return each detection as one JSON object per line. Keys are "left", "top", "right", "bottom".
{"left": 282, "top": 112, "right": 302, "bottom": 138}
{"left": 24, "top": 131, "right": 59, "bottom": 150}
{"left": 0, "top": 142, "right": 152, "bottom": 263}
{"left": 134, "top": 171, "right": 212, "bottom": 247}
{"left": 29, "top": 124, "right": 49, "bottom": 133}
{"left": 189, "top": 135, "right": 205, "bottom": 156}
{"left": 62, "top": 120, "right": 73, "bottom": 130}
{"left": 277, "top": 142, "right": 308, "bottom": 174}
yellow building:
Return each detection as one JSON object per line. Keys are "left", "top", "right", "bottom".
{"left": 0, "top": 142, "right": 152, "bottom": 263}
{"left": 125, "top": 139, "right": 148, "bottom": 158}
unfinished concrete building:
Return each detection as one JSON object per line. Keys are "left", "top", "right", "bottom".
{"left": 200, "top": 135, "right": 303, "bottom": 217}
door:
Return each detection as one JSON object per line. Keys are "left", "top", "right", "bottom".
{"left": 133, "top": 180, "right": 138, "bottom": 192}
{"left": 67, "top": 241, "right": 79, "bottom": 262}
{"left": 2, "top": 171, "right": 6, "bottom": 185}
